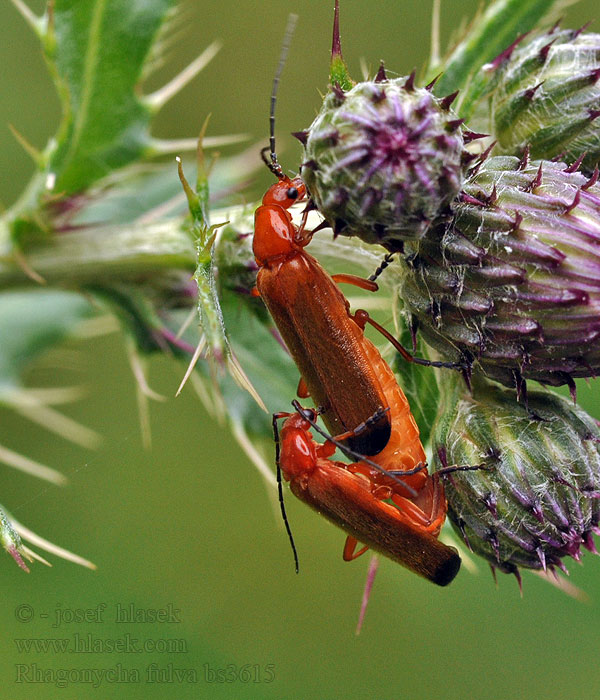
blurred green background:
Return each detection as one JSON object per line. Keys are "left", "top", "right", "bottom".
{"left": 2, "top": 1, "right": 600, "bottom": 698}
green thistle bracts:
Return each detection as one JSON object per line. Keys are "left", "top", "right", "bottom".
{"left": 401, "top": 155, "right": 600, "bottom": 391}
{"left": 489, "top": 28, "right": 600, "bottom": 170}
{"left": 297, "top": 75, "right": 470, "bottom": 250}
{"left": 434, "top": 373, "right": 600, "bottom": 575}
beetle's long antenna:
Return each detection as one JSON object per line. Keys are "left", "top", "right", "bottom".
{"left": 265, "top": 13, "right": 298, "bottom": 179}
{"left": 272, "top": 412, "right": 300, "bottom": 573}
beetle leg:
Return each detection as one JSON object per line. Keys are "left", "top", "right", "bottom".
{"left": 314, "top": 441, "right": 337, "bottom": 459}
{"left": 389, "top": 475, "right": 447, "bottom": 536}
{"left": 353, "top": 309, "right": 467, "bottom": 371}
{"left": 297, "top": 376, "right": 310, "bottom": 398}
{"left": 343, "top": 536, "right": 370, "bottom": 561}
{"left": 331, "top": 273, "right": 378, "bottom": 292}
{"left": 368, "top": 253, "right": 396, "bottom": 283}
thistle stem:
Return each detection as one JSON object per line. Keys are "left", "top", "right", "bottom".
{"left": 0, "top": 220, "right": 196, "bottom": 288}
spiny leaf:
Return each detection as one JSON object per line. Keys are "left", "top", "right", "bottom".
{"left": 0, "top": 289, "right": 93, "bottom": 389}
{"left": 47, "top": 0, "right": 176, "bottom": 194}
{"left": 388, "top": 324, "right": 441, "bottom": 451}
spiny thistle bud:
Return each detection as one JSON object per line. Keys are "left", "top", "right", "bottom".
{"left": 297, "top": 74, "right": 470, "bottom": 250}
{"left": 490, "top": 28, "right": 600, "bottom": 170}
{"left": 401, "top": 154, "right": 600, "bottom": 393}
{"left": 434, "top": 373, "right": 600, "bottom": 578}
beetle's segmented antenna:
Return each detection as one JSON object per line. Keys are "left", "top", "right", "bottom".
{"left": 266, "top": 13, "right": 298, "bottom": 179}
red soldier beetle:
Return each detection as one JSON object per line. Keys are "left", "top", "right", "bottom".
{"left": 273, "top": 402, "right": 461, "bottom": 586}
{"left": 253, "top": 18, "right": 462, "bottom": 456}
{"left": 255, "top": 15, "right": 466, "bottom": 584}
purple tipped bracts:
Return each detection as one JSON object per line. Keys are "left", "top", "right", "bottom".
{"left": 300, "top": 75, "right": 470, "bottom": 250}
{"left": 402, "top": 154, "right": 600, "bottom": 391}
{"left": 489, "top": 28, "right": 600, "bottom": 171}
{"left": 434, "top": 373, "right": 600, "bottom": 577}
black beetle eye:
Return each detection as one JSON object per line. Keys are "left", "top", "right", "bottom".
{"left": 286, "top": 187, "right": 298, "bottom": 200}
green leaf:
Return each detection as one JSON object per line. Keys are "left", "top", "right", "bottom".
{"left": 430, "top": 0, "right": 573, "bottom": 120}
{"left": 0, "top": 289, "right": 93, "bottom": 390}
{"left": 220, "top": 293, "right": 298, "bottom": 424}
{"left": 69, "top": 148, "right": 261, "bottom": 226}
{"left": 389, "top": 304, "right": 441, "bottom": 450}
{"left": 85, "top": 283, "right": 179, "bottom": 356}
{"left": 191, "top": 289, "right": 299, "bottom": 484}
{"left": 47, "top": 0, "right": 176, "bottom": 194}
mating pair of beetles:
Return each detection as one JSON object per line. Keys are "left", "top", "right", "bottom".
{"left": 252, "top": 68, "right": 467, "bottom": 587}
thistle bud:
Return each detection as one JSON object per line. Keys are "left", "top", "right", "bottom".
{"left": 402, "top": 155, "right": 600, "bottom": 391}
{"left": 298, "top": 75, "right": 468, "bottom": 250}
{"left": 434, "top": 374, "right": 600, "bottom": 577}
{"left": 491, "top": 28, "right": 600, "bottom": 170}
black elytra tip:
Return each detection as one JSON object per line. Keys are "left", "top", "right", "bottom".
{"left": 432, "top": 549, "right": 461, "bottom": 587}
